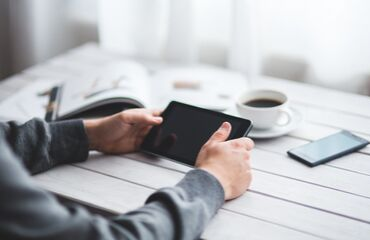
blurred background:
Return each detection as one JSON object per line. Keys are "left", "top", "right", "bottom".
{"left": 1, "top": 0, "right": 370, "bottom": 95}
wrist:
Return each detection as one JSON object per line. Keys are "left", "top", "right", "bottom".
{"left": 198, "top": 166, "right": 229, "bottom": 200}
{"left": 171, "top": 169, "right": 225, "bottom": 211}
{"left": 83, "top": 119, "right": 100, "bottom": 151}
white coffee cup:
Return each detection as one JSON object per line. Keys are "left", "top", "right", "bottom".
{"left": 236, "top": 89, "right": 292, "bottom": 129}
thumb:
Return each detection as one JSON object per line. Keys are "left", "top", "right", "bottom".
{"left": 207, "top": 122, "right": 232, "bottom": 143}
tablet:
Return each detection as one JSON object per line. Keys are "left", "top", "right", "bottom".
{"left": 140, "top": 101, "right": 253, "bottom": 166}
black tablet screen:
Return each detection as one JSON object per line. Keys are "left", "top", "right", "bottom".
{"left": 141, "top": 101, "right": 252, "bottom": 166}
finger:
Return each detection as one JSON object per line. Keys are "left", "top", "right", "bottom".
{"left": 120, "top": 111, "right": 163, "bottom": 125}
{"left": 243, "top": 150, "right": 252, "bottom": 162}
{"left": 246, "top": 137, "right": 255, "bottom": 149}
{"left": 150, "top": 109, "right": 163, "bottom": 117}
{"left": 206, "top": 122, "right": 232, "bottom": 143}
{"left": 135, "top": 108, "right": 163, "bottom": 117}
{"left": 227, "top": 137, "right": 254, "bottom": 150}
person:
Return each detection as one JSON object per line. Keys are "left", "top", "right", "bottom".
{"left": 0, "top": 108, "right": 254, "bottom": 240}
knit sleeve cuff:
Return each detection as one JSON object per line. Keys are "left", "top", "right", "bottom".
{"left": 175, "top": 169, "right": 225, "bottom": 214}
{"left": 49, "top": 119, "right": 89, "bottom": 165}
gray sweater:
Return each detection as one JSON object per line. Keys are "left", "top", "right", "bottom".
{"left": 0, "top": 119, "right": 224, "bottom": 240}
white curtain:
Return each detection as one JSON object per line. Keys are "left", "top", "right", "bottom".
{"left": 98, "top": 0, "right": 370, "bottom": 94}
{"left": 6, "top": 0, "right": 98, "bottom": 73}
{"left": 9, "top": 0, "right": 70, "bottom": 72}
{"left": 98, "top": 0, "right": 260, "bottom": 80}
{"left": 0, "top": 0, "right": 11, "bottom": 79}
{"left": 4, "top": 0, "right": 370, "bottom": 94}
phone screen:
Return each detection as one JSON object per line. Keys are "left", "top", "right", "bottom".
{"left": 288, "top": 131, "right": 368, "bottom": 167}
{"left": 141, "top": 101, "right": 253, "bottom": 166}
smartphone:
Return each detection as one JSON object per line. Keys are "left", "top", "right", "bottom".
{"left": 141, "top": 101, "right": 253, "bottom": 166}
{"left": 287, "top": 130, "right": 369, "bottom": 167}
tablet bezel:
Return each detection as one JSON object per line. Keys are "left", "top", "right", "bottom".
{"left": 140, "top": 101, "right": 253, "bottom": 166}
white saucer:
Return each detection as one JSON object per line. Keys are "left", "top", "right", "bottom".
{"left": 225, "top": 106, "right": 303, "bottom": 139}
{"left": 248, "top": 107, "right": 303, "bottom": 139}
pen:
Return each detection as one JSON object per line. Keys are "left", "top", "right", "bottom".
{"left": 44, "top": 86, "right": 60, "bottom": 122}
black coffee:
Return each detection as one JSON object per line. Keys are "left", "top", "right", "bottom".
{"left": 244, "top": 98, "right": 282, "bottom": 108}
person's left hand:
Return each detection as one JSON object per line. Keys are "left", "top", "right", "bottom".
{"left": 84, "top": 109, "right": 162, "bottom": 154}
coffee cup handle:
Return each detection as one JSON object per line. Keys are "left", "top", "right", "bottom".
{"left": 276, "top": 109, "right": 292, "bottom": 127}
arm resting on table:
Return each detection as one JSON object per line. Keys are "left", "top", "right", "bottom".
{"left": 0, "top": 118, "right": 89, "bottom": 174}
{"left": 0, "top": 141, "right": 224, "bottom": 240}
{"left": 0, "top": 118, "right": 224, "bottom": 239}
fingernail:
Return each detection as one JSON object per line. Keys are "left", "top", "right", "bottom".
{"left": 221, "top": 122, "right": 229, "bottom": 129}
{"left": 154, "top": 117, "right": 163, "bottom": 122}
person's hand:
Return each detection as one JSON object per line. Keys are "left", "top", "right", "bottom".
{"left": 84, "top": 109, "right": 162, "bottom": 154}
{"left": 195, "top": 122, "right": 254, "bottom": 200}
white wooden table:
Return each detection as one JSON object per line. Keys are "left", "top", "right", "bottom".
{"left": 1, "top": 43, "right": 370, "bottom": 240}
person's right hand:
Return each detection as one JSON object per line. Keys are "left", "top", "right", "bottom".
{"left": 195, "top": 122, "right": 254, "bottom": 200}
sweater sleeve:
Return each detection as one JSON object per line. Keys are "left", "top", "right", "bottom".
{"left": 0, "top": 136, "right": 225, "bottom": 240}
{"left": 0, "top": 118, "right": 89, "bottom": 174}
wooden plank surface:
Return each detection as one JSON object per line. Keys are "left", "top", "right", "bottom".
{"left": 78, "top": 153, "right": 370, "bottom": 222}
{"left": 251, "top": 149, "right": 370, "bottom": 198}
{"left": 34, "top": 165, "right": 322, "bottom": 240}
{"left": 73, "top": 153, "right": 370, "bottom": 240}
{"left": 202, "top": 210, "right": 322, "bottom": 240}
{"left": 0, "top": 88, "right": 12, "bottom": 101}
{"left": 0, "top": 74, "right": 35, "bottom": 92}
{"left": 293, "top": 103, "right": 370, "bottom": 136}
{"left": 34, "top": 164, "right": 152, "bottom": 214}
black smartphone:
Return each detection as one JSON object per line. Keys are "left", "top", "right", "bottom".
{"left": 141, "top": 101, "right": 253, "bottom": 166}
{"left": 287, "top": 130, "right": 369, "bottom": 167}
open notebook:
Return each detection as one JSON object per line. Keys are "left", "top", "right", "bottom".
{"left": 0, "top": 61, "right": 247, "bottom": 122}
{"left": 50, "top": 61, "right": 150, "bottom": 121}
